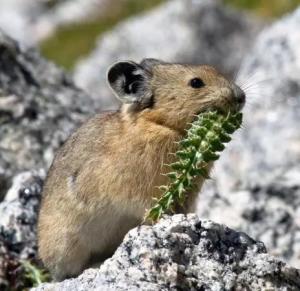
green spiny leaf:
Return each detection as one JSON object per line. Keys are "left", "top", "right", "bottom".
{"left": 176, "top": 150, "right": 194, "bottom": 159}
{"left": 145, "top": 110, "right": 243, "bottom": 222}
{"left": 190, "top": 167, "right": 209, "bottom": 178}
{"left": 222, "top": 121, "right": 236, "bottom": 134}
{"left": 179, "top": 138, "right": 191, "bottom": 147}
{"left": 167, "top": 172, "right": 178, "bottom": 180}
{"left": 195, "top": 126, "right": 208, "bottom": 137}
{"left": 202, "top": 150, "right": 220, "bottom": 162}
{"left": 170, "top": 161, "right": 187, "bottom": 171}
{"left": 159, "top": 185, "right": 169, "bottom": 192}
{"left": 219, "top": 131, "right": 232, "bottom": 143}
{"left": 211, "top": 139, "right": 225, "bottom": 151}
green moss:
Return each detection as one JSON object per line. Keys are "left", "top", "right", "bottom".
{"left": 225, "top": 0, "right": 300, "bottom": 18}
{"left": 40, "top": 0, "right": 165, "bottom": 70}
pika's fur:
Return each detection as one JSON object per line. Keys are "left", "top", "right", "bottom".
{"left": 38, "top": 59, "right": 245, "bottom": 280}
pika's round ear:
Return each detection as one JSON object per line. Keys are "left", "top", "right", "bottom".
{"left": 140, "top": 58, "right": 167, "bottom": 72}
{"left": 107, "top": 61, "right": 151, "bottom": 105}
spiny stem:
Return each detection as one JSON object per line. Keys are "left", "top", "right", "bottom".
{"left": 145, "top": 111, "right": 243, "bottom": 223}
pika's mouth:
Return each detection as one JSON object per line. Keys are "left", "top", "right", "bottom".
{"left": 233, "top": 98, "right": 245, "bottom": 112}
{"left": 195, "top": 88, "right": 246, "bottom": 116}
{"left": 196, "top": 100, "right": 244, "bottom": 116}
{"left": 232, "top": 86, "right": 246, "bottom": 111}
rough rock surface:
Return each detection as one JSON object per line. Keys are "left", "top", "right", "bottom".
{"left": 34, "top": 214, "right": 300, "bottom": 291}
{"left": 0, "top": 171, "right": 44, "bottom": 290}
{"left": 0, "top": 30, "right": 95, "bottom": 198}
{"left": 198, "top": 7, "right": 300, "bottom": 268}
{"left": 74, "top": 0, "right": 262, "bottom": 109}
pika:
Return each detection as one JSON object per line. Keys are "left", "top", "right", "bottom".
{"left": 38, "top": 58, "right": 245, "bottom": 280}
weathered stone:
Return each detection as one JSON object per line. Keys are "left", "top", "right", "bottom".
{"left": 0, "top": 30, "right": 95, "bottom": 198}
{"left": 33, "top": 214, "right": 300, "bottom": 291}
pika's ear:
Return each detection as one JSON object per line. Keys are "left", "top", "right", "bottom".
{"left": 140, "top": 58, "right": 167, "bottom": 73}
{"left": 107, "top": 61, "right": 151, "bottom": 105}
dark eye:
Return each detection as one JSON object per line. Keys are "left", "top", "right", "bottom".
{"left": 190, "top": 78, "right": 205, "bottom": 88}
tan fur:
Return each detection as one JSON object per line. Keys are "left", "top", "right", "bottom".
{"left": 38, "top": 62, "right": 244, "bottom": 280}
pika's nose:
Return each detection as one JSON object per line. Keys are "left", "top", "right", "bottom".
{"left": 233, "top": 86, "right": 246, "bottom": 105}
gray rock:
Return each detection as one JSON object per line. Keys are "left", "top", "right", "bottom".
{"left": 35, "top": 0, "right": 110, "bottom": 42}
{"left": 198, "top": 7, "right": 300, "bottom": 268}
{"left": 213, "top": 6, "right": 300, "bottom": 192}
{"left": 0, "top": 171, "right": 44, "bottom": 289}
{"left": 0, "top": 0, "right": 44, "bottom": 46}
{"left": 199, "top": 167, "right": 300, "bottom": 269}
{"left": 34, "top": 214, "right": 300, "bottom": 291}
{"left": 0, "top": 0, "right": 109, "bottom": 46}
{"left": 74, "top": 0, "right": 262, "bottom": 109}
{"left": 0, "top": 30, "right": 95, "bottom": 198}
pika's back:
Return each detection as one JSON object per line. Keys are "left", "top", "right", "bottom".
{"left": 40, "top": 111, "right": 121, "bottom": 203}
{"left": 54, "top": 111, "right": 121, "bottom": 169}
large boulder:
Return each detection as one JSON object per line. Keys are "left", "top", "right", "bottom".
{"left": 0, "top": 30, "right": 95, "bottom": 198}
{"left": 199, "top": 7, "right": 300, "bottom": 267}
{"left": 33, "top": 214, "right": 300, "bottom": 290}
{"left": 199, "top": 167, "right": 300, "bottom": 269}
{"left": 74, "top": 0, "right": 263, "bottom": 109}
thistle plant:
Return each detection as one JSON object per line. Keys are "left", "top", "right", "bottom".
{"left": 145, "top": 111, "right": 243, "bottom": 222}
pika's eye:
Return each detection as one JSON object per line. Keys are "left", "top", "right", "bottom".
{"left": 190, "top": 78, "right": 205, "bottom": 88}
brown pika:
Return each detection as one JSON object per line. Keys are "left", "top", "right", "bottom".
{"left": 37, "top": 59, "right": 245, "bottom": 280}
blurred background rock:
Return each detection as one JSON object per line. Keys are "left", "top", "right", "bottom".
{"left": 0, "top": 0, "right": 298, "bottom": 65}
{"left": 1, "top": 0, "right": 300, "bottom": 289}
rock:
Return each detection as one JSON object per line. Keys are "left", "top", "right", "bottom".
{"left": 34, "top": 0, "right": 110, "bottom": 42}
{"left": 198, "top": 7, "right": 300, "bottom": 268}
{"left": 0, "top": 30, "right": 95, "bottom": 197}
{"left": 74, "top": 0, "right": 262, "bottom": 109}
{"left": 0, "top": 171, "right": 44, "bottom": 290}
{"left": 33, "top": 214, "right": 300, "bottom": 290}
{"left": 0, "top": 0, "right": 44, "bottom": 46}
{"left": 199, "top": 167, "right": 300, "bottom": 269}
{"left": 0, "top": 0, "right": 109, "bottom": 46}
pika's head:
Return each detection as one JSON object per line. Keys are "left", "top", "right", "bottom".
{"left": 107, "top": 59, "right": 245, "bottom": 132}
